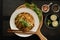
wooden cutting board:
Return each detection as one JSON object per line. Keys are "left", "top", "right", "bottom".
{"left": 16, "top": 4, "right": 47, "bottom": 40}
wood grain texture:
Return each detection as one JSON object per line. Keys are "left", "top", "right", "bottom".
{"left": 15, "top": 4, "right": 47, "bottom": 40}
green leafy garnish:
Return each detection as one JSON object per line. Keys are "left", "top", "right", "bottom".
{"left": 19, "top": 18, "right": 31, "bottom": 27}
{"left": 25, "top": 3, "right": 42, "bottom": 21}
{"left": 47, "top": 20, "right": 51, "bottom": 26}
{"left": 25, "top": 3, "right": 31, "bottom": 8}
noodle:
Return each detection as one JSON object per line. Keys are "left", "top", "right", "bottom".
{"left": 15, "top": 12, "right": 34, "bottom": 32}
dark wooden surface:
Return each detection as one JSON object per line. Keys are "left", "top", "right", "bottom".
{"left": 1, "top": 0, "right": 60, "bottom": 40}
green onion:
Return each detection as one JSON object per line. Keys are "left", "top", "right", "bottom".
{"left": 47, "top": 20, "right": 51, "bottom": 26}
{"left": 19, "top": 18, "right": 31, "bottom": 27}
{"left": 25, "top": 3, "right": 42, "bottom": 21}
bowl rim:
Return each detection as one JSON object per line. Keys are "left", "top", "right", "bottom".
{"left": 10, "top": 7, "right": 40, "bottom": 37}
{"left": 52, "top": 4, "right": 60, "bottom": 13}
{"left": 44, "top": 13, "right": 60, "bottom": 29}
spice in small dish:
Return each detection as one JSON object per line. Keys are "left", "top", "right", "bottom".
{"left": 42, "top": 4, "right": 49, "bottom": 13}
{"left": 52, "top": 4, "right": 59, "bottom": 12}
{"left": 43, "top": 5, "right": 49, "bottom": 11}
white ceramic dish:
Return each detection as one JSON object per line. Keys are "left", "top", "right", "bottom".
{"left": 42, "top": 2, "right": 52, "bottom": 13}
{"left": 52, "top": 4, "right": 59, "bottom": 12}
{"left": 10, "top": 8, "right": 40, "bottom": 37}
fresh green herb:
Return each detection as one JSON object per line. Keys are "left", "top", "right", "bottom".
{"left": 19, "top": 18, "right": 31, "bottom": 27}
{"left": 25, "top": 3, "right": 42, "bottom": 21}
{"left": 25, "top": 3, "right": 31, "bottom": 8}
{"left": 32, "top": 6, "right": 42, "bottom": 21}
{"left": 47, "top": 20, "right": 51, "bottom": 26}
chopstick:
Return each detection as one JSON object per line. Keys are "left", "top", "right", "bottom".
{"left": 8, "top": 29, "right": 35, "bottom": 34}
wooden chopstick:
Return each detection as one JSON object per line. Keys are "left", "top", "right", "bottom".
{"left": 8, "top": 29, "right": 35, "bottom": 34}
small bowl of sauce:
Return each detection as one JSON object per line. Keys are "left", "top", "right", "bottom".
{"left": 52, "top": 4, "right": 59, "bottom": 12}
{"left": 42, "top": 2, "right": 52, "bottom": 13}
{"left": 42, "top": 4, "right": 49, "bottom": 13}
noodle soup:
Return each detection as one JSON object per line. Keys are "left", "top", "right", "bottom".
{"left": 15, "top": 12, "right": 34, "bottom": 32}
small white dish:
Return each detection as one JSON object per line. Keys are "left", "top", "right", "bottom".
{"left": 42, "top": 2, "right": 52, "bottom": 13}
{"left": 42, "top": 4, "right": 50, "bottom": 13}
{"left": 52, "top": 4, "right": 59, "bottom": 12}
{"left": 10, "top": 8, "right": 40, "bottom": 37}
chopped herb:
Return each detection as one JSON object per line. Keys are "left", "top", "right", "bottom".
{"left": 19, "top": 18, "right": 31, "bottom": 27}
{"left": 47, "top": 20, "right": 51, "bottom": 26}
{"left": 25, "top": 3, "right": 42, "bottom": 21}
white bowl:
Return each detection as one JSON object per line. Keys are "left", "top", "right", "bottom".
{"left": 10, "top": 8, "right": 39, "bottom": 37}
{"left": 42, "top": 4, "right": 50, "bottom": 13}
